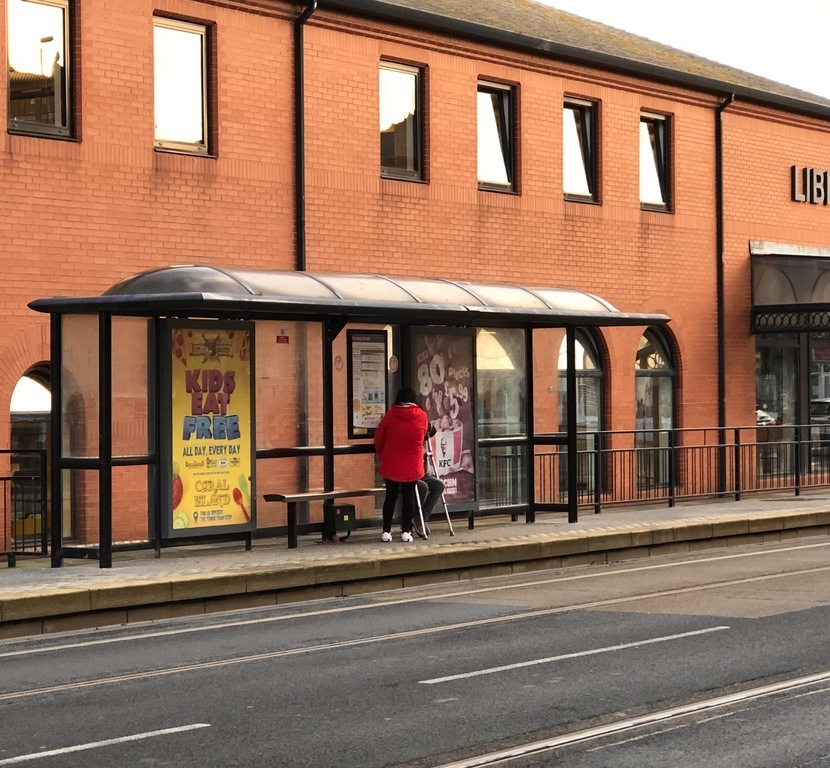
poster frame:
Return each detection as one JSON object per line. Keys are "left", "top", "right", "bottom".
{"left": 160, "top": 319, "right": 256, "bottom": 539}
{"left": 408, "top": 326, "right": 479, "bottom": 513}
{"left": 347, "top": 328, "right": 388, "bottom": 439}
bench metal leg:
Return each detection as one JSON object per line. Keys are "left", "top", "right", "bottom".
{"left": 288, "top": 502, "right": 298, "bottom": 549}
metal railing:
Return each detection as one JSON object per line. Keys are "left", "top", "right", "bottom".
{"left": 1, "top": 450, "right": 48, "bottom": 566}
{"left": 533, "top": 425, "right": 830, "bottom": 512}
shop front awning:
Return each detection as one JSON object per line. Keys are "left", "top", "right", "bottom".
{"left": 29, "top": 265, "right": 669, "bottom": 329}
{"left": 751, "top": 242, "right": 830, "bottom": 333}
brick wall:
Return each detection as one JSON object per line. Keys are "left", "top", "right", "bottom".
{"left": 1, "top": 0, "right": 829, "bottom": 548}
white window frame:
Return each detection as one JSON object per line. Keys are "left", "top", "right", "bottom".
{"left": 379, "top": 61, "right": 423, "bottom": 180}
{"left": 153, "top": 17, "right": 209, "bottom": 155}
{"left": 477, "top": 80, "right": 515, "bottom": 191}
{"left": 639, "top": 112, "right": 671, "bottom": 210}
{"left": 563, "top": 98, "right": 597, "bottom": 201}
{"left": 7, "top": 0, "right": 72, "bottom": 137}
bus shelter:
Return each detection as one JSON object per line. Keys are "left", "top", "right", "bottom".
{"left": 29, "top": 266, "right": 669, "bottom": 567}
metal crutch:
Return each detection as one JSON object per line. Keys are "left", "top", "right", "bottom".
{"left": 413, "top": 479, "right": 428, "bottom": 540}
{"left": 425, "top": 438, "right": 455, "bottom": 536}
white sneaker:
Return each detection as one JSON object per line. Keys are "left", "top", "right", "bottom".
{"left": 381, "top": 531, "right": 392, "bottom": 542}
{"left": 400, "top": 531, "right": 414, "bottom": 543}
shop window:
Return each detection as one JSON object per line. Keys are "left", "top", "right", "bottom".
{"left": 154, "top": 17, "right": 210, "bottom": 154}
{"left": 380, "top": 62, "right": 423, "bottom": 180}
{"left": 639, "top": 112, "right": 670, "bottom": 210}
{"left": 635, "top": 328, "right": 675, "bottom": 489}
{"left": 563, "top": 99, "right": 597, "bottom": 201}
{"left": 7, "top": 0, "right": 71, "bottom": 137}
{"left": 477, "top": 81, "right": 515, "bottom": 191}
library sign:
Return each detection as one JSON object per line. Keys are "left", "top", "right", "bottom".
{"left": 792, "top": 165, "right": 830, "bottom": 205}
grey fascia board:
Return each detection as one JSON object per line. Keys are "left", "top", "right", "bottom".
{"left": 321, "top": 0, "right": 830, "bottom": 120}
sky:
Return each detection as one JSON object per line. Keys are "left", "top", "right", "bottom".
{"left": 536, "top": 0, "right": 830, "bottom": 100}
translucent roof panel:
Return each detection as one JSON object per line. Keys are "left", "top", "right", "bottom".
{"left": 530, "top": 287, "right": 616, "bottom": 313}
{"left": 33, "top": 265, "right": 670, "bottom": 329}
{"left": 312, "top": 274, "right": 417, "bottom": 303}
{"left": 390, "top": 277, "right": 486, "bottom": 306}
{"left": 463, "top": 283, "right": 549, "bottom": 310}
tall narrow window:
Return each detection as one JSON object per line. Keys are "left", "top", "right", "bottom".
{"left": 640, "top": 113, "right": 670, "bottom": 209}
{"left": 154, "top": 18, "right": 209, "bottom": 154}
{"left": 379, "top": 62, "right": 422, "bottom": 180}
{"left": 635, "top": 329, "right": 675, "bottom": 489}
{"left": 563, "top": 99, "right": 596, "bottom": 200}
{"left": 477, "top": 81, "right": 514, "bottom": 191}
{"left": 7, "top": 0, "right": 71, "bottom": 137}
{"left": 558, "top": 331, "right": 604, "bottom": 498}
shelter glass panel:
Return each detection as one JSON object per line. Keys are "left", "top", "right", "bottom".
{"left": 255, "top": 321, "right": 323, "bottom": 450}
{"left": 62, "top": 315, "right": 99, "bottom": 459}
{"left": 112, "top": 317, "right": 150, "bottom": 457}
{"left": 477, "top": 328, "right": 526, "bottom": 437}
{"left": 478, "top": 445, "right": 527, "bottom": 508}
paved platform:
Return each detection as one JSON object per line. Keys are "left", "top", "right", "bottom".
{"left": 2, "top": 492, "right": 829, "bottom": 639}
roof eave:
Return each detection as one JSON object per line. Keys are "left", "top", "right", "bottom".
{"left": 320, "top": 0, "right": 830, "bottom": 120}
{"left": 27, "top": 293, "right": 669, "bottom": 329}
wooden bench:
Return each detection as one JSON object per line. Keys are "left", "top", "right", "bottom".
{"left": 263, "top": 488, "right": 385, "bottom": 548}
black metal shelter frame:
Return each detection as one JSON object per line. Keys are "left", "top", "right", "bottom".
{"left": 29, "top": 266, "right": 669, "bottom": 568}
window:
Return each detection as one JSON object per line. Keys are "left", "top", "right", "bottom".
{"left": 558, "top": 330, "right": 604, "bottom": 498}
{"left": 7, "top": 0, "right": 71, "bottom": 137}
{"left": 639, "top": 113, "right": 670, "bottom": 209}
{"left": 477, "top": 81, "right": 515, "bottom": 191}
{"left": 635, "top": 329, "right": 675, "bottom": 489}
{"left": 379, "top": 62, "right": 422, "bottom": 180}
{"left": 563, "top": 99, "right": 596, "bottom": 200}
{"left": 154, "top": 17, "right": 209, "bottom": 154}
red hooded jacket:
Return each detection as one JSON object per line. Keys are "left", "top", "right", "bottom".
{"left": 374, "top": 403, "right": 428, "bottom": 482}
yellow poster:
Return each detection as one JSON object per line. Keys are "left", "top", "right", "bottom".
{"left": 169, "top": 324, "right": 254, "bottom": 533}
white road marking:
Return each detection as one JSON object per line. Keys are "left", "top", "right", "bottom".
{"left": 0, "top": 724, "right": 210, "bottom": 765}
{"left": 1, "top": 566, "right": 827, "bottom": 702}
{"left": 418, "top": 626, "right": 730, "bottom": 684}
{"left": 0, "top": 541, "right": 827, "bottom": 660}
{"left": 433, "top": 671, "right": 830, "bottom": 767}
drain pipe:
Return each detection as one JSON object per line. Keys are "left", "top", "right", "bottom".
{"left": 716, "top": 92, "right": 735, "bottom": 493}
{"left": 294, "top": 0, "right": 317, "bottom": 272}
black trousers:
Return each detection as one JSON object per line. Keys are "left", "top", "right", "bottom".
{"left": 382, "top": 478, "right": 416, "bottom": 533}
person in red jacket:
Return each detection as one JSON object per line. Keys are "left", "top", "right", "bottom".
{"left": 374, "top": 386, "right": 428, "bottom": 542}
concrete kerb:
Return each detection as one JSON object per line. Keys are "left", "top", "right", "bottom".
{"left": 2, "top": 506, "right": 830, "bottom": 636}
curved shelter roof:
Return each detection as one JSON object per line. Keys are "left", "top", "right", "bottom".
{"left": 29, "top": 265, "right": 668, "bottom": 329}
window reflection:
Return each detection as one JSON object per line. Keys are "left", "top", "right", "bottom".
{"left": 154, "top": 18, "right": 207, "bottom": 152}
{"left": 635, "top": 329, "right": 674, "bottom": 489}
{"left": 563, "top": 100, "right": 595, "bottom": 198}
{"left": 639, "top": 114, "right": 669, "bottom": 208}
{"left": 477, "top": 82, "right": 514, "bottom": 189}
{"left": 476, "top": 328, "right": 525, "bottom": 437}
{"left": 8, "top": 0, "right": 69, "bottom": 135}
{"left": 380, "top": 64, "right": 421, "bottom": 178}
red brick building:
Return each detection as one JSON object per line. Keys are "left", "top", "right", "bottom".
{"left": 3, "top": 0, "right": 830, "bottom": 555}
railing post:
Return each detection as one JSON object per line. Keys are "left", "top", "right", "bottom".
{"left": 593, "top": 432, "right": 601, "bottom": 515}
{"left": 734, "top": 427, "right": 741, "bottom": 502}
{"left": 667, "top": 429, "right": 675, "bottom": 508}
{"left": 794, "top": 424, "right": 801, "bottom": 497}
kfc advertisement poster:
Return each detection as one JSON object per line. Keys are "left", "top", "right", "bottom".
{"left": 411, "top": 330, "right": 476, "bottom": 505}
